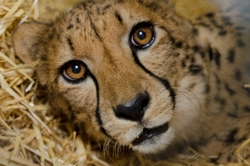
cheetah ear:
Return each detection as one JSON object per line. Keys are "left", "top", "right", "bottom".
{"left": 13, "top": 21, "right": 49, "bottom": 64}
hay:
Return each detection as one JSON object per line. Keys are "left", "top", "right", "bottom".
{"left": 245, "top": 84, "right": 250, "bottom": 88}
{"left": 0, "top": 0, "right": 250, "bottom": 166}
{"left": 171, "top": 0, "right": 217, "bottom": 20}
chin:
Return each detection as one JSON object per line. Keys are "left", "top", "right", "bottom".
{"left": 132, "top": 128, "right": 175, "bottom": 154}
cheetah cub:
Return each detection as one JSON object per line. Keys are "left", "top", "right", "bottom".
{"left": 13, "top": 0, "right": 250, "bottom": 163}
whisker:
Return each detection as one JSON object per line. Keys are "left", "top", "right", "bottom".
{"left": 175, "top": 85, "right": 204, "bottom": 113}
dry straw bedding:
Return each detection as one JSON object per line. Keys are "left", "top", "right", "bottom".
{"left": 0, "top": 0, "right": 250, "bottom": 165}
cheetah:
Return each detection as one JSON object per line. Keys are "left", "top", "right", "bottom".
{"left": 13, "top": 0, "right": 250, "bottom": 163}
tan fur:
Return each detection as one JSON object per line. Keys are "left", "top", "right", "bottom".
{"left": 13, "top": 0, "right": 250, "bottom": 163}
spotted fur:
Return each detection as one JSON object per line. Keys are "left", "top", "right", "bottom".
{"left": 13, "top": 0, "right": 250, "bottom": 163}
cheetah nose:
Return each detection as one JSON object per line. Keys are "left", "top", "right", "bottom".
{"left": 114, "top": 92, "right": 150, "bottom": 122}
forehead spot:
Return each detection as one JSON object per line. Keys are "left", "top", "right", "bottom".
{"left": 115, "top": 10, "right": 123, "bottom": 25}
{"left": 67, "top": 24, "right": 73, "bottom": 30}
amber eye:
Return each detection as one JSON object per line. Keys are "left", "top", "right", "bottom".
{"left": 61, "top": 60, "right": 87, "bottom": 83}
{"left": 130, "top": 23, "right": 155, "bottom": 49}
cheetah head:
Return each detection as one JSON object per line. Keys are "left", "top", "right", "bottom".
{"left": 13, "top": 0, "right": 205, "bottom": 154}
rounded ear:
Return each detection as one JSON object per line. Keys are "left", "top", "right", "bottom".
{"left": 12, "top": 21, "right": 50, "bottom": 64}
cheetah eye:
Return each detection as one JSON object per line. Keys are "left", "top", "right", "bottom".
{"left": 61, "top": 60, "right": 88, "bottom": 83}
{"left": 130, "top": 22, "right": 155, "bottom": 49}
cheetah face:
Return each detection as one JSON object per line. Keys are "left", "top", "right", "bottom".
{"left": 13, "top": 0, "right": 202, "bottom": 153}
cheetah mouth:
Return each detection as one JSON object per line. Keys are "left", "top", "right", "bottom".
{"left": 132, "top": 122, "right": 169, "bottom": 146}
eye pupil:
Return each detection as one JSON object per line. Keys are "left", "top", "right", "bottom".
{"left": 137, "top": 30, "right": 146, "bottom": 40}
{"left": 72, "top": 64, "right": 81, "bottom": 74}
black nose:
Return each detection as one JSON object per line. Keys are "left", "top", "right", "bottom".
{"left": 114, "top": 92, "right": 150, "bottom": 122}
